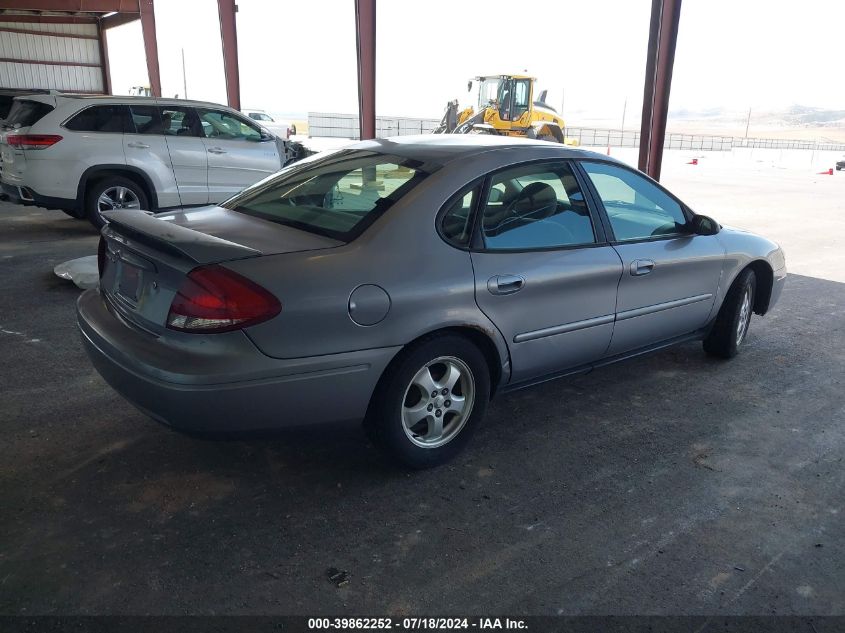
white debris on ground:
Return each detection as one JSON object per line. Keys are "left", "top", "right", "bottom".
{"left": 54, "top": 255, "right": 98, "bottom": 290}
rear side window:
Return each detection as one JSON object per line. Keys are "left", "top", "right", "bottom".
{"left": 159, "top": 106, "right": 202, "bottom": 137}
{"left": 224, "top": 150, "right": 436, "bottom": 242}
{"left": 65, "top": 105, "right": 130, "bottom": 133}
{"left": 480, "top": 161, "right": 596, "bottom": 250}
{"left": 4, "top": 100, "right": 55, "bottom": 128}
{"left": 440, "top": 186, "right": 479, "bottom": 247}
{"left": 128, "top": 105, "right": 163, "bottom": 134}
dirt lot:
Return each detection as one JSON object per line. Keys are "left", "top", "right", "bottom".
{"left": 1, "top": 154, "right": 843, "bottom": 615}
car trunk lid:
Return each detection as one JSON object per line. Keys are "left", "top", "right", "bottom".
{"left": 98, "top": 206, "right": 342, "bottom": 330}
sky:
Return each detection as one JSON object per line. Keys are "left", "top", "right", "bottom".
{"left": 106, "top": 0, "right": 845, "bottom": 123}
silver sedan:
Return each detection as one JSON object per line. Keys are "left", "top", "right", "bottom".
{"left": 78, "top": 136, "right": 786, "bottom": 468}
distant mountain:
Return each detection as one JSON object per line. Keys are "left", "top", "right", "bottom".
{"left": 668, "top": 105, "right": 845, "bottom": 129}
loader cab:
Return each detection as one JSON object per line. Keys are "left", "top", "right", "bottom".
{"left": 474, "top": 76, "right": 533, "bottom": 123}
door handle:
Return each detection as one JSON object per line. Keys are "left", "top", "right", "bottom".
{"left": 207, "top": 147, "right": 227, "bottom": 154}
{"left": 630, "top": 259, "right": 656, "bottom": 276}
{"left": 487, "top": 274, "right": 525, "bottom": 295}
{"left": 126, "top": 142, "right": 150, "bottom": 149}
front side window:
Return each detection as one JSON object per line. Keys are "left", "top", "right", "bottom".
{"left": 159, "top": 106, "right": 202, "bottom": 137}
{"left": 65, "top": 105, "right": 129, "bottom": 133}
{"left": 223, "top": 151, "right": 435, "bottom": 241}
{"left": 480, "top": 162, "right": 596, "bottom": 250}
{"left": 197, "top": 109, "right": 262, "bottom": 141}
{"left": 581, "top": 161, "right": 688, "bottom": 241}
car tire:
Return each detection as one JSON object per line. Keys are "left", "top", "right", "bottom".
{"left": 290, "top": 124, "right": 297, "bottom": 136}
{"left": 85, "top": 176, "right": 149, "bottom": 229}
{"left": 364, "top": 333, "right": 491, "bottom": 469}
{"left": 703, "top": 268, "right": 756, "bottom": 359}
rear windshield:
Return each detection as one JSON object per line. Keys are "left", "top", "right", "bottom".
{"left": 3, "top": 100, "right": 54, "bottom": 128}
{"left": 223, "top": 150, "right": 437, "bottom": 241}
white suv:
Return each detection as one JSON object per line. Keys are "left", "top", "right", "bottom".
{"left": 0, "top": 94, "right": 301, "bottom": 227}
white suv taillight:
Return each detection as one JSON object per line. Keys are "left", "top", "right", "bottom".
{"left": 167, "top": 265, "right": 281, "bottom": 333}
{"left": 6, "top": 134, "right": 63, "bottom": 150}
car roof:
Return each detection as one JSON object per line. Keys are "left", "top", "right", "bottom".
{"left": 348, "top": 134, "right": 623, "bottom": 165}
{"left": 16, "top": 93, "right": 233, "bottom": 110}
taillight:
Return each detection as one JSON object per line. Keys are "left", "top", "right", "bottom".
{"left": 6, "top": 134, "right": 63, "bottom": 150}
{"left": 97, "top": 236, "right": 107, "bottom": 277}
{"left": 167, "top": 265, "right": 281, "bottom": 333}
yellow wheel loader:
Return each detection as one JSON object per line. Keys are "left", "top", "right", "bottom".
{"left": 434, "top": 74, "right": 577, "bottom": 144}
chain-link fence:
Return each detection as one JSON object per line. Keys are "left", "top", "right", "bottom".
{"left": 307, "top": 113, "right": 845, "bottom": 152}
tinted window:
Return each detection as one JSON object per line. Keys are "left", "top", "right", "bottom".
{"left": 129, "top": 105, "right": 163, "bottom": 134}
{"left": 480, "top": 162, "right": 595, "bottom": 250}
{"left": 159, "top": 106, "right": 202, "bottom": 137}
{"left": 223, "top": 150, "right": 434, "bottom": 241}
{"left": 581, "top": 161, "right": 688, "bottom": 241}
{"left": 65, "top": 105, "right": 129, "bottom": 133}
{"left": 5, "top": 100, "right": 55, "bottom": 128}
{"left": 441, "top": 186, "right": 479, "bottom": 247}
{"left": 198, "top": 109, "right": 261, "bottom": 141}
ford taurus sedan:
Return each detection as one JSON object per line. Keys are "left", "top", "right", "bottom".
{"left": 78, "top": 136, "right": 786, "bottom": 468}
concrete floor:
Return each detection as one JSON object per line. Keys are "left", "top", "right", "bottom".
{"left": 1, "top": 158, "right": 843, "bottom": 615}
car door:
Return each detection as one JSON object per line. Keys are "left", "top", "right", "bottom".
{"left": 578, "top": 160, "right": 725, "bottom": 356}
{"left": 196, "top": 108, "right": 281, "bottom": 202}
{"left": 466, "top": 160, "right": 623, "bottom": 383}
{"left": 124, "top": 104, "right": 181, "bottom": 209}
{"left": 159, "top": 105, "right": 209, "bottom": 206}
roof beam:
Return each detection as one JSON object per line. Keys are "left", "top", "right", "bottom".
{"left": 0, "top": 0, "right": 140, "bottom": 12}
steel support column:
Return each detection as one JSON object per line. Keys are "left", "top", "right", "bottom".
{"left": 97, "top": 19, "right": 112, "bottom": 94}
{"left": 638, "top": 0, "right": 682, "bottom": 180}
{"left": 217, "top": 0, "right": 241, "bottom": 111}
{"left": 138, "top": 0, "right": 161, "bottom": 97}
{"left": 354, "top": 0, "right": 376, "bottom": 140}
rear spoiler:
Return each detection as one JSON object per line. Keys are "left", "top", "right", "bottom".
{"left": 101, "top": 211, "right": 261, "bottom": 264}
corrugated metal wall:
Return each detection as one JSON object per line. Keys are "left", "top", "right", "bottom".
{"left": 0, "top": 21, "right": 104, "bottom": 93}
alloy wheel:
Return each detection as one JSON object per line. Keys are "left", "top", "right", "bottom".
{"left": 736, "top": 286, "right": 752, "bottom": 346}
{"left": 401, "top": 356, "right": 475, "bottom": 449}
{"left": 97, "top": 186, "right": 141, "bottom": 214}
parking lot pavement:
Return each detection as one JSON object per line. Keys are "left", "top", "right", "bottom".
{"left": 1, "top": 199, "right": 843, "bottom": 615}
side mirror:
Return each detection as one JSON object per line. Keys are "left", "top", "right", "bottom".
{"left": 258, "top": 131, "right": 274, "bottom": 142}
{"left": 690, "top": 214, "right": 720, "bottom": 236}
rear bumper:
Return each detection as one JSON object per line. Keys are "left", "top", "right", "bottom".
{"left": 1, "top": 182, "right": 79, "bottom": 213}
{"left": 77, "top": 289, "right": 400, "bottom": 433}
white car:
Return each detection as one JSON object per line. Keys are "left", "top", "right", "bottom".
{"left": 242, "top": 108, "right": 296, "bottom": 138}
{"left": 0, "top": 94, "right": 297, "bottom": 227}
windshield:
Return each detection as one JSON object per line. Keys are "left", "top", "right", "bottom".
{"left": 249, "top": 112, "right": 273, "bottom": 122}
{"left": 3, "top": 99, "right": 54, "bottom": 129}
{"left": 477, "top": 78, "right": 502, "bottom": 110}
{"left": 223, "top": 150, "right": 437, "bottom": 242}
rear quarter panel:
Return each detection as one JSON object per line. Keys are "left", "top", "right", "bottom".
{"left": 226, "top": 155, "right": 537, "bottom": 380}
